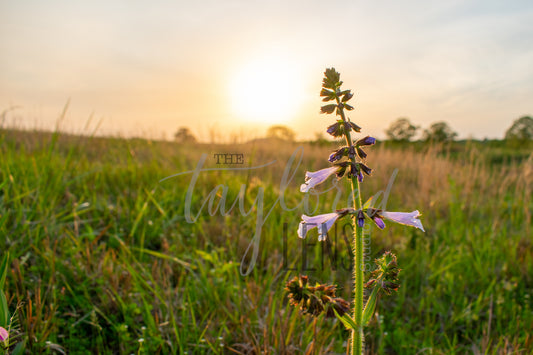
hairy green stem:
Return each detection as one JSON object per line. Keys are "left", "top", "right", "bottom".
{"left": 335, "top": 96, "right": 364, "bottom": 355}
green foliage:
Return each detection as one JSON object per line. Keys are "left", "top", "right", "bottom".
{"left": 0, "top": 253, "right": 8, "bottom": 328}
{"left": 385, "top": 118, "right": 419, "bottom": 142}
{"left": 0, "top": 128, "right": 531, "bottom": 353}
{"left": 266, "top": 125, "right": 296, "bottom": 142}
{"left": 423, "top": 121, "right": 458, "bottom": 142}
{"left": 505, "top": 115, "right": 533, "bottom": 142}
{"left": 174, "top": 126, "right": 197, "bottom": 143}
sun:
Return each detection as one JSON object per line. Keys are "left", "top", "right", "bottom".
{"left": 228, "top": 53, "right": 304, "bottom": 124}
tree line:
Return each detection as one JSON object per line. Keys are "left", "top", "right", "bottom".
{"left": 173, "top": 116, "right": 533, "bottom": 144}
{"left": 385, "top": 116, "right": 533, "bottom": 143}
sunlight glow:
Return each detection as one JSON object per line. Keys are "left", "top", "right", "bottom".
{"left": 228, "top": 52, "right": 305, "bottom": 124}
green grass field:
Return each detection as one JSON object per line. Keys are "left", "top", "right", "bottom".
{"left": 1, "top": 129, "right": 532, "bottom": 354}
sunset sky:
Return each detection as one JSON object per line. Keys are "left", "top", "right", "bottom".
{"left": 1, "top": 0, "right": 532, "bottom": 141}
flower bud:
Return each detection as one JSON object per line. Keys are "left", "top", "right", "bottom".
{"left": 334, "top": 161, "right": 350, "bottom": 178}
{"left": 381, "top": 281, "right": 400, "bottom": 295}
{"left": 326, "top": 121, "right": 343, "bottom": 137}
{"left": 320, "top": 104, "right": 337, "bottom": 114}
{"left": 372, "top": 216, "right": 385, "bottom": 229}
{"left": 349, "top": 121, "right": 362, "bottom": 132}
{"left": 326, "top": 297, "right": 351, "bottom": 318}
{"left": 356, "top": 147, "right": 367, "bottom": 159}
{"left": 342, "top": 91, "right": 354, "bottom": 102}
{"left": 357, "top": 210, "right": 365, "bottom": 228}
{"left": 322, "top": 68, "right": 341, "bottom": 89}
{"left": 320, "top": 88, "right": 336, "bottom": 102}
{"left": 356, "top": 136, "right": 376, "bottom": 146}
{"left": 359, "top": 163, "right": 372, "bottom": 176}
{"left": 364, "top": 279, "right": 377, "bottom": 288}
{"left": 328, "top": 147, "right": 348, "bottom": 162}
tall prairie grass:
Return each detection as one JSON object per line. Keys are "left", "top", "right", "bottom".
{"left": 0, "top": 128, "right": 531, "bottom": 354}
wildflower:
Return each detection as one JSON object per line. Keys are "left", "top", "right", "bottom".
{"left": 381, "top": 210, "right": 425, "bottom": 232}
{"left": 298, "top": 209, "right": 351, "bottom": 241}
{"left": 326, "top": 297, "right": 351, "bottom": 318}
{"left": 334, "top": 161, "right": 350, "bottom": 178}
{"left": 320, "top": 104, "right": 337, "bottom": 114}
{"left": 320, "top": 88, "right": 336, "bottom": 102}
{"left": 348, "top": 121, "right": 362, "bottom": 133}
{"left": 355, "top": 136, "right": 376, "bottom": 146}
{"left": 341, "top": 91, "right": 354, "bottom": 102}
{"left": 357, "top": 210, "right": 365, "bottom": 228}
{"left": 372, "top": 215, "right": 386, "bottom": 229}
{"left": 366, "top": 251, "right": 402, "bottom": 295}
{"left": 356, "top": 147, "right": 367, "bottom": 159}
{"left": 328, "top": 147, "right": 349, "bottom": 163}
{"left": 286, "top": 275, "right": 308, "bottom": 306}
{"left": 298, "top": 213, "right": 340, "bottom": 241}
{"left": 358, "top": 163, "right": 372, "bottom": 176}
{"left": 285, "top": 275, "right": 350, "bottom": 318}
{"left": 0, "top": 326, "right": 8, "bottom": 341}
{"left": 366, "top": 209, "right": 425, "bottom": 232}
{"left": 327, "top": 121, "right": 343, "bottom": 137}
{"left": 300, "top": 166, "right": 339, "bottom": 192}
{"left": 348, "top": 146, "right": 357, "bottom": 160}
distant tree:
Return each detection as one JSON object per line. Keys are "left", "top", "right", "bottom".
{"left": 174, "top": 127, "right": 197, "bottom": 143}
{"left": 385, "top": 118, "right": 419, "bottom": 142}
{"left": 422, "top": 121, "right": 458, "bottom": 142}
{"left": 504, "top": 116, "right": 533, "bottom": 141}
{"left": 266, "top": 125, "right": 296, "bottom": 142}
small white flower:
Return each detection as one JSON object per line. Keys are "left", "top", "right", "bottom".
{"left": 298, "top": 212, "right": 341, "bottom": 241}
{"left": 300, "top": 166, "right": 338, "bottom": 192}
{"left": 381, "top": 210, "right": 425, "bottom": 232}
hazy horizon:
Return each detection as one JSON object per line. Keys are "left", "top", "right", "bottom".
{"left": 1, "top": 0, "right": 532, "bottom": 140}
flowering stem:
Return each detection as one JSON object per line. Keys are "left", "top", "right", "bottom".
{"left": 335, "top": 96, "right": 364, "bottom": 355}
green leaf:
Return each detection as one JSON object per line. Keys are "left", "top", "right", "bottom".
{"left": 363, "top": 196, "right": 374, "bottom": 209}
{"left": 333, "top": 309, "right": 358, "bottom": 330}
{"left": 11, "top": 338, "right": 28, "bottom": 355}
{"left": 0, "top": 252, "right": 8, "bottom": 290}
{"left": 362, "top": 286, "right": 380, "bottom": 325}
{"left": 0, "top": 290, "right": 8, "bottom": 327}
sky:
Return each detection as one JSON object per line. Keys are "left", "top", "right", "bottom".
{"left": 1, "top": 0, "right": 532, "bottom": 141}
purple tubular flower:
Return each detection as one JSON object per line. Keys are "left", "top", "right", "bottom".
{"left": 381, "top": 210, "right": 425, "bottom": 232}
{"left": 298, "top": 212, "right": 341, "bottom": 241}
{"left": 359, "top": 163, "right": 372, "bottom": 176}
{"left": 356, "top": 136, "right": 376, "bottom": 146}
{"left": 0, "top": 326, "right": 8, "bottom": 341}
{"left": 326, "top": 122, "right": 343, "bottom": 137}
{"left": 356, "top": 147, "right": 367, "bottom": 159}
{"left": 328, "top": 147, "right": 348, "bottom": 163}
{"left": 357, "top": 210, "right": 365, "bottom": 228}
{"left": 300, "top": 166, "right": 338, "bottom": 192}
{"left": 348, "top": 146, "right": 356, "bottom": 160}
{"left": 334, "top": 161, "right": 349, "bottom": 178}
{"left": 372, "top": 216, "right": 385, "bottom": 229}
{"left": 357, "top": 171, "right": 364, "bottom": 183}
{"left": 349, "top": 121, "right": 362, "bottom": 132}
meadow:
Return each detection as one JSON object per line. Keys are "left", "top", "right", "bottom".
{"left": 0, "top": 128, "right": 531, "bottom": 354}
